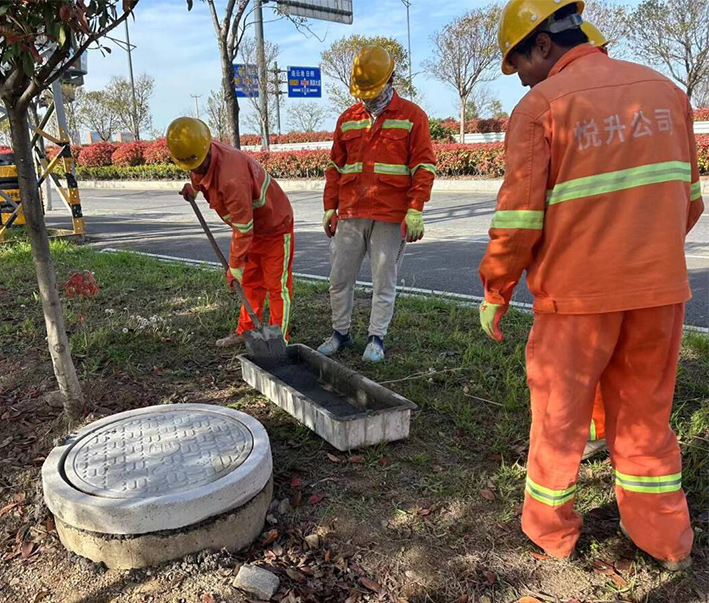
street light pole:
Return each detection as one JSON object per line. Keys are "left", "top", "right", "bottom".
{"left": 401, "top": 0, "right": 413, "bottom": 99}
{"left": 190, "top": 94, "right": 202, "bottom": 119}
{"left": 124, "top": 20, "right": 140, "bottom": 140}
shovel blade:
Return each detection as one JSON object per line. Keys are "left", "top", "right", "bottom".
{"left": 242, "top": 326, "right": 289, "bottom": 364}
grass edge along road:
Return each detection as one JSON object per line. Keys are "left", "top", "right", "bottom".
{"left": 1, "top": 241, "right": 709, "bottom": 603}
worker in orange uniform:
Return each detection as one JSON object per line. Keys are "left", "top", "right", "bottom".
{"left": 479, "top": 0, "right": 704, "bottom": 570}
{"left": 318, "top": 45, "right": 436, "bottom": 363}
{"left": 166, "top": 117, "right": 294, "bottom": 347}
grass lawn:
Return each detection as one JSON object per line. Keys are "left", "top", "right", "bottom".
{"left": 1, "top": 241, "right": 708, "bottom": 603}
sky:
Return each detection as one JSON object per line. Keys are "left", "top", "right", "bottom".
{"left": 84, "top": 0, "right": 641, "bottom": 135}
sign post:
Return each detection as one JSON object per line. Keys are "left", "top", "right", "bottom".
{"left": 233, "top": 63, "right": 259, "bottom": 98}
{"left": 287, "top": 66, "right": 322, "bottom": 98}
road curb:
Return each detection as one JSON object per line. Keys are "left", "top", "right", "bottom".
{"left": 78, "top": 179, "right": 504, "bottom": 194}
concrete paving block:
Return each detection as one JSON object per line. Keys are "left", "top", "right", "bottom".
{"left": 56, "top": 478, "right": 273, "bottom": 569}
{"left": 233, "top": 564, "right": 281, "bottom": 600}
{"left": 240, "top": 344, "right": 416, "bottom": 451}
{"left": 42, "top": 404, "right": 272, "bottom": 534}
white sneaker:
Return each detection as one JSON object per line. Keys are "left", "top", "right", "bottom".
{"left": 362, "top": 336, "right": 385, "bottom": 363}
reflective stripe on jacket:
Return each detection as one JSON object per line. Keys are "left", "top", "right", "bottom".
{"left": 324, "top": 91, "right": 436, "bottom": 223}
{"left": 479, "top": 45, "right": 705, "bottom": 314}
{"left": 191, "top": 142, "right": 293, "bottom": 272}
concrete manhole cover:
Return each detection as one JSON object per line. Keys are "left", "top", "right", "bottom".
{"left": 63, "top": 409, "right": 254, "bottom": 499}
{"left": 43, "top": 404, "right": 272, "bottom": 535}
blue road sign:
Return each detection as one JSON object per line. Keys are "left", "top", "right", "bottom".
{"left": 287, "top": 66, "right": 322, "bottom": 98}
{"left": 233, "top": 63, "right": 258, "bottom": 98}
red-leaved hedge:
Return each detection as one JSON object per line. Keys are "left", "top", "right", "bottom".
{"left": 240, "top": 131, "right": 334, "bottom": 146}
{"left": 111, "top": 142, "right": 148, "bottom": 167}
{"left": 144, "top": 138, "right": 172, "bottom": 165}
{"left": 77, "top": 142, "right": 116, "bottom": 167}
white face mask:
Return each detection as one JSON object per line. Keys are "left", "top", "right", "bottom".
{"left": 363, "top": 83, "right": 394, "bottom": 117}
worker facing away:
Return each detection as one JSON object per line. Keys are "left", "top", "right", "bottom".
{"left": 166, "top": 117, "right": 294, "bottom": 348}
{"left": 318, "top": 45, "right": 436, "bottom": 363}
{"left": 480, "top": 0, "right": 704, "bottom": 569}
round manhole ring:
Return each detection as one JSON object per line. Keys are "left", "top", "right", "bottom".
{"left": 42, "top": 404, "right": 272, "bottom": 535}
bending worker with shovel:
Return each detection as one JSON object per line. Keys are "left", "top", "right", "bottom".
{"left": 167, "top": 117, "right": 294, "bottom": 349}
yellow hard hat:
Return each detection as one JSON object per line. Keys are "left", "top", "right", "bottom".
{"left": 499, "top": 0, "right": 585, "bottom": 75}
{"left": 581, "top": 21, "right": 608, "bottom": 48}
{"left": 350, "top": 45, "right": 395, "bottom": 100}
{"left": 166, "top": 117, "right": 211, "bottom": 171}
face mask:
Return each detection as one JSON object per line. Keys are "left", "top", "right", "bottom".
{"left": 363, "top": 83, "right": 394, "bottom": 117}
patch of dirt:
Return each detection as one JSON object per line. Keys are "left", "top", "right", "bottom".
{"left": 1, "top": 353, "right": 707, "bottom": 603}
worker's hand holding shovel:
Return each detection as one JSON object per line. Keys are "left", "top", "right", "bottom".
{"left": 180, "top": 183, "right": 196, "bottom": 203}
{"left": 226, "top": 266, "right": 243, "bottom": 290}
{"left": 323, "top": 209, "right": 338, "bottom": 238}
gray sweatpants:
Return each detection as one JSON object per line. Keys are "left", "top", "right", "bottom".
{"left": 329, "top": 218, "right": 406, "bottom": 338}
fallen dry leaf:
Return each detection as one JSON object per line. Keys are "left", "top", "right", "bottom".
{"left": 285, "top": 568, "right": 306, "bottom": 583}
{"left": 33, "top": 592, "right": 50, "bottom": 603}
{"left": 419, "top": 508, "right": 432, "bottom": 516}
{"left": 457, "top": 596, "right": 469, "bottom": 603}
{"left": 361, "top": 577, "right": 382, "bottom": 593}
{"left": 530, "top": 552, "right": 551, "bottom": 561}
{"left": 611, "top": 573, "right": 628, "bottom": 588}
{"left": 308, "top": 494, "right": 324, "bottom": 505}
{"left": 326, "top": 453, "right": 342, "bottom": 463}
{"left": 324, "top": 549, "right": 332, "bottom": 562}
{"left": 615, "top": 559, "right": 633, "bottom": 572}
{"left": 20, "top": 541, "right": 35, "bottom": 558}
{"left": 299, "top": 566, "right": 314, "bottom": 576}
{"left": 484, "top": 571, "right": 497, "bottom": 585}
{"left": 349, "top": 455, "right": 364, "bottom": 464}
{"left": 432, "top": 465, "right": 443, "bottom": 473}
{"left": 518, "top": 598, "right": 544, "bottom": 603}
{"left": 290, "top": 477, "right": 303, "bottom": 488}
{"left": 45, "top": 518, "right": 55, "bottom": 533}
{"left": 0, "top": 502, "right": 19, "bottom": 517}
{"left": 200, "top": 594, "right": 216, "bottom": 603}
{"left": 378, "top": 457, "right": 391, "bottom": 467}
{"left": 480, "top": 489, "right": 496, "bottom": 501}
{"left": 290, "top": 490, "right": 302, "bottom": 509}
{"left": 262, "top": 529, "right": 279, "bottom": 545}
{"left": 592, "top": 559, "right": 617, "bottom": 576}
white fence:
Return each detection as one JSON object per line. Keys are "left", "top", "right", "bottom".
{"left": 242, "top": 122, "right": 709, "bottom": 152}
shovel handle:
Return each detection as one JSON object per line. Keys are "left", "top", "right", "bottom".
{"left": 186, "top": 197, "right": 263, "bottom": 329}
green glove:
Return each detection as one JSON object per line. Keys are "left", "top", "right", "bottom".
{"left": 401, "top": 208, "right": 424, "bottom": 242}
{"left": 227, "top": 267, "right": 243, "bottom": 288}
{"left": 479, "top": 301, "right": 507, "bottom": 342}
{"left": 322, "top": 209, "right": 338, "bottom": 237}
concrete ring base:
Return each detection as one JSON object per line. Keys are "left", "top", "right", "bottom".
{"left": 56, "top": 478, "right": 273, "bottom": 569}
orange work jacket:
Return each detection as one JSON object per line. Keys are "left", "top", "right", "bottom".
{"left": 479, "top": 45, "right": 705, "bottom": 314}
{"left": 191, "top": 141, "right": 293, "bottom": 272}
{"left": 324, "top": 91, "right": 436, "bottom": 223}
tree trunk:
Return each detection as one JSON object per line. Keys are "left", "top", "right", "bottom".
{"left": 460, "top": 96, "right": 466, "bottom": 142}
{"left": 7, "top": 102, "right": 84, "bottom": 424}
{"left": 219, "top": 44, "right": 241, "bottom": 148}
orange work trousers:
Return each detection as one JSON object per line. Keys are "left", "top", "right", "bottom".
{"left": 236, "top": 231, "right": 294, "bottom": 338}
{"left": 522, "top": 304, "right": 692, "bottom": 562}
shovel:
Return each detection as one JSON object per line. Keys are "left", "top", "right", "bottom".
{"left": 186, "top": 197, "right": 288, "bottom": 364}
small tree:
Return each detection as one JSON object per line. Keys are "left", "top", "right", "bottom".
{"left": 425, "top": 5, "right": 501, "bottom": 141}
{"left": 287, "top": 101, "right": 328, "bottom": 132}
{"left": 105, "top": 73, "right": 154, "bottom": 140}
{"left": 321, "top": 34, "right": 415, "bottom": 113}
{"left": 76, "top": 90, "right": 116, "bottom": 141}
{"left": 186, "top": 0, "right": 251, "bottom": 148}
{"left": 628, "top": 0, "right": 709, "bottom": 102}
{"left": 206, "top": 88, "right": 230, "bottom": 140}
{"left": 0, "top": 0, "right": 138, "bottom": 423}
{"left": 239, "top": 36, "right": 280, "bottom": 135}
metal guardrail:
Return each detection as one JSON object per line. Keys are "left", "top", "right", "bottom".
{"left": 241, "top": 122, "right": 709, "bottom": 151}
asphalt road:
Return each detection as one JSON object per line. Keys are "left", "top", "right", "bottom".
{"left": 45, "top": 188, "right": 709, "bottom": 328}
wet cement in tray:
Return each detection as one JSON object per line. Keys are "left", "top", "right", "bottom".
{"left": 262, "top": 360, "right": 392, "bottom": 418}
